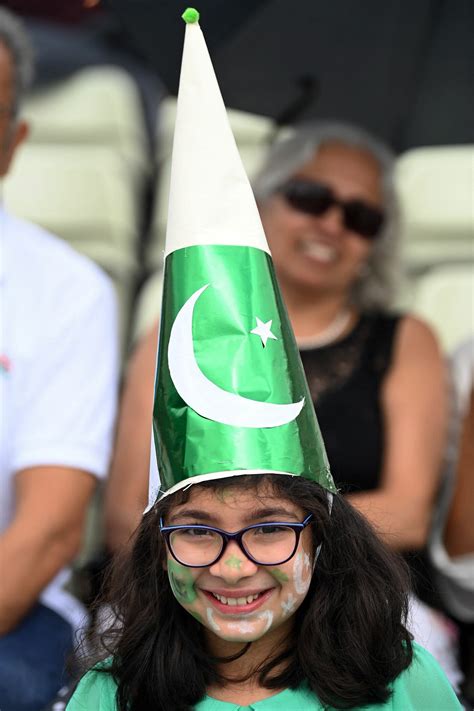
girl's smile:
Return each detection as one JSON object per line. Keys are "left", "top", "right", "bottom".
{"left": 201, "top": 587, "right": 275, "bottom": 615}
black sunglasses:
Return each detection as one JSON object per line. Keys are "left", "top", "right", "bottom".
{"left": 278, "top": 178, "right": 385, "bottom": 239}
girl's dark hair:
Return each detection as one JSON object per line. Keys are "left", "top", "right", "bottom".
{"left": 87, "top": 475, "right": 412, "bottom": 710}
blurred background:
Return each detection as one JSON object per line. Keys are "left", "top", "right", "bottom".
{"left": 0, "top": 2, "right": 473, "bottom": 708}
{"left": 1, "top": 0, "right": 472, "bottom": 355}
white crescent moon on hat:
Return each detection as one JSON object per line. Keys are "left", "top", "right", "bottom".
{"left": 168, "top": 285, "right": 305, "bottom": 428}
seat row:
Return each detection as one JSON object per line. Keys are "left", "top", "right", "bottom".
{"left": 3, "top": 66, "right": 473, "bottom": 356}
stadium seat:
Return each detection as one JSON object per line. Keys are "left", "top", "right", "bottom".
{"left": 409, "top": 264, "right": 474, "bottom": 352}
{"left": 24, "top": 66, "right": 148, "bottom": 169}
{"left": 395, "top": 146, "right": 474, "bottom": 273}
{"left": 3, "top": 143, "right": 142, "bottom": 349}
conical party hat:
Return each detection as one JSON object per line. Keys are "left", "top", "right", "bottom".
{"left": 152, "top": 8, "right": 336, "bottom": 498}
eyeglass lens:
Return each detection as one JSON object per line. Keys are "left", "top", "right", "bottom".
{"left": 281, "top": 180, "right": 384, "bottom": 239}
{"left": 169, "top": 525, "right": 298, "bottom": 567}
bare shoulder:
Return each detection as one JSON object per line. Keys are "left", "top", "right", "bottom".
{"left": 393, "top": 314, "right": 443, "bottom": 365}
{"left": 384, "top": 313, "right": 446, "bottom": 404}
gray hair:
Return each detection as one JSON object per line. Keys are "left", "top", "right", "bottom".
{"left": 253, "top": 121, "right": 401, "bottom": 312}
{"left": 0, "top": 8, "right": 34, "bottom": 117}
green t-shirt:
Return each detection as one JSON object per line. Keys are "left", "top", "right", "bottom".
{"left": 66, "top": 643, "right": 461, "bottom": 711}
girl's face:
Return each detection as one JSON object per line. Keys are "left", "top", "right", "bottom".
{"left": 163, "top": 482, "right": 314, "bottom": 644}
{"left": 259, "top": 142, "right": 383, "bottom": 296}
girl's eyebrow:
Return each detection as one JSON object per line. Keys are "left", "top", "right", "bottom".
{"left": 167, "top": 509, "right": 216, "bottom": 524}
{"left": 245, "top": 507, "right": 301, "bottom": 523}
{"left": 167, "top": 507, "right": 301, "bottom": 525}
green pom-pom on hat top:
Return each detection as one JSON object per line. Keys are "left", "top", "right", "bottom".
{"left": 182, "top": 7, "right": 200, "bottom": 23}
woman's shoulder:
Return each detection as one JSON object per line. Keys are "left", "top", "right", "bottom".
{"left": 393, "top": 313, "right": 442, "bottom": 349}
{"left": 66, "top": 663, "right": 118, "bottom": 711}
{"left": 387, "top": 642, "right": 462, "bottom": 710}
{"left": 384, "top": 313, "right": 445, "bottom": 386}
{"left": 364, "top": 311, "right": 438, "bottom": 338}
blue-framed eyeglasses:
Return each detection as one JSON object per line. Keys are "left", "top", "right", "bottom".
{"left": 159, "top": 514, "right": 313, "bottom": 568}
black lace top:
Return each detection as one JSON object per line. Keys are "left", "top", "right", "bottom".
{"left": 300, "top": 313, "right": 402, "bottom": 494}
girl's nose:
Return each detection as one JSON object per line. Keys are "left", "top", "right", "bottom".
{"left": 209, "top": 540, "right": 258, "bottom": 580}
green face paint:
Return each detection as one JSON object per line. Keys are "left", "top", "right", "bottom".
{"left": 217, "top": 486, "right": 234, "bottom": 504}
{"left": 167, "top": 559, "right": 197, "bottom": 605}
{"left": 269, "top": 568, "right": 289, "bottom": 583}
{"left": 225, "top": 554, "right": 243, "bottom": 570}
{"left": 190, "top": 610, "right": 203, "bottom": 623}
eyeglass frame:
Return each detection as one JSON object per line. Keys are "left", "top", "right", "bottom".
{"left": 159, "top": 513, "right": 314, "bottom": 568}
{"left": 277, "top": 177, "right": 385, "bottom": 240}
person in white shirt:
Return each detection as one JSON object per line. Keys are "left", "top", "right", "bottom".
{"left": 0, "top": 9, "right": 119, "bottom": 711}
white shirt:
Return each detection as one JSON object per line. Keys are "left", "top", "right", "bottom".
{"left": 0, "top": 206, "right": 119, "bottom": 631}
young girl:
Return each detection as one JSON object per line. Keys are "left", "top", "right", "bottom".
{"left": 68, "top": 10, "right": 460, "bottom": 710}
{"left": 68, "top": 474, "right": 460, "bottom": 710}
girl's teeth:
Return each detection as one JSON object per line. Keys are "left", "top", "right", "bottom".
{"left": 212, "top": 592, "right": 260, "bottom": 605}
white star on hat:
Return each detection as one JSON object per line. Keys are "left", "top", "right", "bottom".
{"left": 250, "top": 317, "right": 278, "bottom": 348}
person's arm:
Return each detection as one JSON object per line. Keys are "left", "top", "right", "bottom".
{"left": 444, "top": 387, "right": 474, "bottom": 556}
{"left": 3, "top": 267, "right": 119, "bottom": 632}
{"left": 104, "top": 325, "right": 159, "bottom": 553}
{"left": 348, "top": 316, "right": 447, "bottom": 550}
{"left": 0, "top": 466, "right": 96, "bottom": 634}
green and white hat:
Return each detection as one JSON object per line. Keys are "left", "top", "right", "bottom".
{"left": 152, "top": 8, "right": 336, "bottom": 499}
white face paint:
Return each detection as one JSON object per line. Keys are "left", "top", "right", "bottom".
{"left": 227, "top": 620, "right": 257, "bottom": 635}
{"left": 206, "top": 607, "right": 221, "bottom": 632}
{"left": 281, "top": 593, "right": 297, "bottom": 617}
{"left": 257, "top": 610, "right": 274, "bottom": 634}
{"left": 293, "top": 551, "right": 312, "bottom": 595}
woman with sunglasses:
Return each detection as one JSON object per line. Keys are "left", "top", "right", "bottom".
{"left": 107, "top": 122, "right": 446, "bottom": 562}
{"left": 253, "top": 122, "right": 446, "bottom": 556}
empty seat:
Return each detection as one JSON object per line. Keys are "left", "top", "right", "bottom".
{"left": 395, "top": 146, "right": 474, "bottom": 273}
{"left": 409, "top": 265, "right": 474, "bottom": 352}
{"left": 24, "top": 66, "right": 149, "bottom": 169}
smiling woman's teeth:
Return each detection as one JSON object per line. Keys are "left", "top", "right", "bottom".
{"left": 212, "top": 592, "right": 260, "bottom": 606}
{"left": 301, "top": 241, "right": 337, "bottom": 262}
